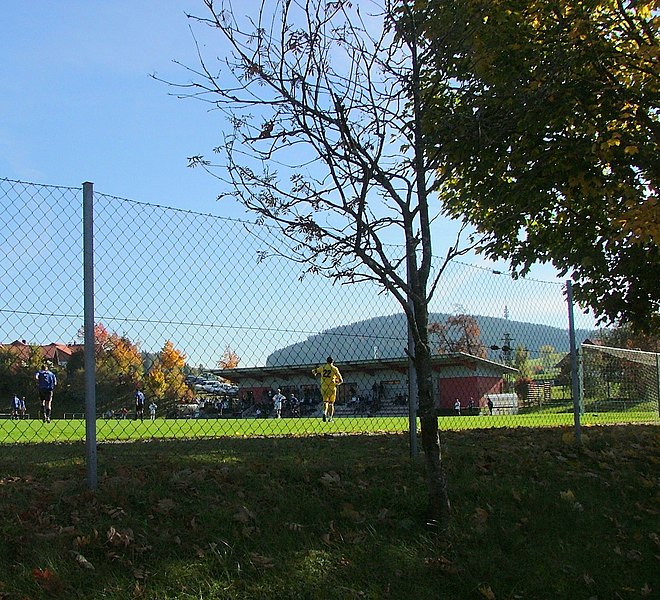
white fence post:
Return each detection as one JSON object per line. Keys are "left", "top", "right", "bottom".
{"left": 566, "top": 280, "right": 582, "bottom": 443}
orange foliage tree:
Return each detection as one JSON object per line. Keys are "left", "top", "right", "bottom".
{"left": 428, "top": 314, "right": 487, "bottom": 358}
{"left": 217, "top": 346, "right": 240, "bottom": 371}
{"left": 145, "top": 340, "right": 192, "bottom": 414}
{"left": 72, "top": 323, "right": 143, "bottom": 412}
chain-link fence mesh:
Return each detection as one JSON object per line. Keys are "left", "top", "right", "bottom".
{"left": 1, "top": 178, "right": 658, "bottom": 446}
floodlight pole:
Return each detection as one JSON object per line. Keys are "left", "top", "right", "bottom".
{"left": 566, "top": 280, "right": 582, "bottom": 444}
{"left": 83, "top": 182, "right": 97, "bottom": 490}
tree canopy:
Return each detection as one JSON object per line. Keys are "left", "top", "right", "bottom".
{"left": 412, "top": 0, "right": 660, "bottom": 331}
{"left": 145, "top": 340, "right": 192, "bottom": 410}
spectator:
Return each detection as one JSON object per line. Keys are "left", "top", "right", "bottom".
{"left": 148, "top": 401, "right": 158, "bottom": 420}
{"left": 36, "top": 363, "right": 57, "bottom": 423}
{"left": 20, "top": 397, "right": 26, "bottom": 419}
{"left": 289, "top": 393, "right": 299, "bottom": 417}
{"left": 487, "top": 396, "right": 494, "bottom": 415}
{"left": 454, "top": 399, "right": 461, "bottom": 415}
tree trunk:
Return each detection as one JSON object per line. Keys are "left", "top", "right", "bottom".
{"left": 415, "top": 326, "right": 451, "bottom": 528}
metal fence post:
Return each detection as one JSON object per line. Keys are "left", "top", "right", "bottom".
{"left": 566, "top": 280, "right": 582, "bottom": 444}
{"left": 656, "top": 346, "right": 660, "bottom": 418}
{"left": 83, "top": 182, "right": 97, "bottom": 489}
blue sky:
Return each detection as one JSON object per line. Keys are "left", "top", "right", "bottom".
{"left": 1, "top": 1, "right": 249, "bottom": 215}
{"left": 0, "top": 2, "right": 597, "bottom": 365}
{"left": 2, "top": 1, "right": 483, "bottom": 254}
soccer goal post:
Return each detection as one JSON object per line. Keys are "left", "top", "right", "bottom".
{"left": 580, "top": 343, "right": 660, "bottom": 417}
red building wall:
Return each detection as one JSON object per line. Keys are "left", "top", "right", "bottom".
{"left": 438, "top": 376, "right": 504, "bottom": 409}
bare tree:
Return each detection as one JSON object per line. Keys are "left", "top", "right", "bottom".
{"left": 169, "top": 0, "right": 476, "bottom": 527}
{"left": 429, "top": 314, "right": 488, "bottom": 358}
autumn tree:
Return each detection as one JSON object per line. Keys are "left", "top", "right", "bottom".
{"left": 428, "top": 314, "right": 487, "bottom": 357}
{"left": 145, "top": 340, "right": 192, "bottom": 414}
{"left": 171, "top": 0, "right": 478, "bottom": 526}
{"left": 414, "top": 0, "right": 660, "bottom": 332}
{"left": 0, "top": 344, "right": 44, "bottom": 401}
{"left": 596, "top": 323, "right": 660, "bottom": 353}
{"left": 217, "top": 346, "right": 240, "bottom": 370}
{"left": 73, "top": 323, "right": 143, "bottom": 411}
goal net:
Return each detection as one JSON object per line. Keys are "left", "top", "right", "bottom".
{"left": 580, "top": 343, "right": 660, "bottom": 415}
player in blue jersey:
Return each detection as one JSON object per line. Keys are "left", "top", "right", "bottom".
{"left": 36, "top": 364, "right": 57, "bottom": 423}
{"left": 10, "top": 394, "right": 21, "bottom": 420}
{"left": 135, "top": 389, "right": 146, "bottom": 421}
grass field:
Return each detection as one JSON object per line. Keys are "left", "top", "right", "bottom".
{"left": 1, "top": 411, "right": 658, "bottom": 444}
{"left": 0, "top": 424, "right": 658, "bottom": 599}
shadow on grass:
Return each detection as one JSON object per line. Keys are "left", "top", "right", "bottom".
{"left": 0, "top": 426, "right": 658, "bottom": 599}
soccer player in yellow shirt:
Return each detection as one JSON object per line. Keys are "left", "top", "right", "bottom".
{"left": 312, "top": 356, "right": 343, "bottom": 422}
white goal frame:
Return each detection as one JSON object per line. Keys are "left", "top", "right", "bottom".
{"left": 580, "top": 343, "right": 660, "bottom": 416}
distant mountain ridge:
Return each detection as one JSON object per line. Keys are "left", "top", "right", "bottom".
{"left": 266, "top": 313, "right": 594, "bottom": 366}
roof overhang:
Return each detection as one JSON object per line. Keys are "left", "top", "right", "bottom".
{"left": 209, "top": 353, "right": 518, "bottom": 384}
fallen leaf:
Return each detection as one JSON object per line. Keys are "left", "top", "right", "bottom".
{"left": 320, "top": 471, "right": 341, "bottom": 487}
{"left": 155, "top": 498, "right": 176, "bottom": 514}
{"left": 133, "top": 581, "right": 145, "bottom": 598}
{"left": 560, "top": 490, "right": 576, "bottom": 502}
{"left": 341, "top": 503, "right": 363, "bottom": 522}
{"left": 233, "top": 505, "right": 256, "bottom": 524}
{"left": 106, "top": 526, "right": 134, "bottom": 547}
{"left": 71, "top": 551, "right": 95, "bottom": 570}
{"left": 478, "top": 583, "right": 496, "bottom": 599}
{"left": 249, "top": 553, "right": 275, "bottom": 569}
{"left": 424, "top": 555, "right": 461, "bottom": 574}
{"left": 103, "top": 505, "right": 127, "bottom": 519}
{"left": 473, "top": 507, "right": 490, "bottom": 524}
{"left": 32, "top": 568, "right": 63, "bottom": 593}
{"left": 242, "top": 525, "right": 259, "bottom": 538}
{"left": 58, "top": 525, "right": 76, "bottom": 535}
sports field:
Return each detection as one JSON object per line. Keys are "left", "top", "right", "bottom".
{"left": 1, "top": 411, "right": 657, "bottom": 444}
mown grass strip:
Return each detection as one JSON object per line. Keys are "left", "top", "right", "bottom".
{"left": 1, "top": 411, "right": 658, "bottom": 444}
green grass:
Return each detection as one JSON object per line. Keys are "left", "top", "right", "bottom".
{"left": 0, "top": 425, "right": 658, "bottom": 599}
{"left": 1, "top": 410, "right": 658, "bottom": 444}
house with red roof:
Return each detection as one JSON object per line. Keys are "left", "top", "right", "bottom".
{"left": 1, "top": 340, "right": 83, "bottom": 367}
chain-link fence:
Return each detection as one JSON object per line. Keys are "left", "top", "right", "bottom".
{"left": 1, "top": 178, "right": 658, "bottom": 449}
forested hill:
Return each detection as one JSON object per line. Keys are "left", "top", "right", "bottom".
{"left": 266, "top": 313, "right": 595, "bottom": 366}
